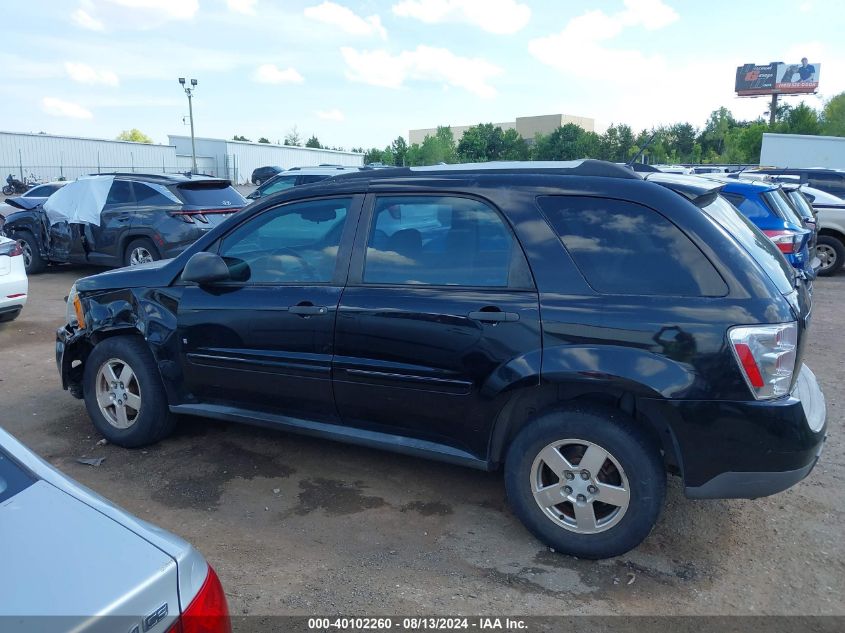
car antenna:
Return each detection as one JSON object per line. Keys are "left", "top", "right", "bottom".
{"left": 627, "top": 132, "right": 657, "bottom": 167}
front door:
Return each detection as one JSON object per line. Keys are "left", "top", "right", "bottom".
{"left": 176, "top": 195, "right": 361, "bottom": 422}
{"left": 333, "top": 194, "right": 541, "bottom": 459}
{"left": 86, "top": 179, "right": 135, "bottom": 265}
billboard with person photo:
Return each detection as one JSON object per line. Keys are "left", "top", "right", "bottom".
{"left": 735, "top": 60, "right": 820, "bottom": 95}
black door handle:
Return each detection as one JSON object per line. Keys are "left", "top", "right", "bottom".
{"left": 468, "top": 309, "right": 519, "bottom": 323}
{"left": 289, "top": 303, "right": 328, "bottom": 316}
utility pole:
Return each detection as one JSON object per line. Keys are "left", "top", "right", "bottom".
{"left": 179, "top": 77, "right": 198, "bottom": 173}
{"left": 769, "top": 93, "right": 778, "bottom": 127}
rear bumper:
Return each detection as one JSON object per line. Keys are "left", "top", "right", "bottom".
{"left": 639, "top": 364, "right": 827, "bottom": 499}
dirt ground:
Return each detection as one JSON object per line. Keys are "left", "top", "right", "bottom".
{"left": 0, "top": 266, "right": 843, "bottom": 617}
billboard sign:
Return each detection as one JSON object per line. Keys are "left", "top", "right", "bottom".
{"left": 735, "top": 60, "right": 820, "bottom": 96}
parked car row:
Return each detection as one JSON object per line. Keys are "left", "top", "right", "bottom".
{"left": 53, "top": 160, "right": 826, "bottom": 561}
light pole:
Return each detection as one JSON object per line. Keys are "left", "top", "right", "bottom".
{"left": 179, "top": 77, "right": 198, "bottom": 173}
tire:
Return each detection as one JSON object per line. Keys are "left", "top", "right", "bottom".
{"left": 2, "top": 185, "right": 13, "bottom": 195}
{"left": 15, "top": 231, "right": 46, "bottom": 274}
{"left": 816, "top": 235, "right": 845, "bottom": 276}
{"left": 504, "top": 405, "right": 665, "bottom": 559}
{"left": 82, "top": 336, "right": 176, "bottom": 447}
{"left": 124, "top": 238, "right": 160, "bottom": 267}
{"left": 253, "top": 177, "right": 262, "bottom": 186}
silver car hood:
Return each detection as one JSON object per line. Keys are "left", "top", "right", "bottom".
{"left": 0, "top": 427, "right": 208, "bottom": 629}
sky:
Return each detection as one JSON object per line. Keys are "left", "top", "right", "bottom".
{"left": 2, "top": 0, "right": 843, "bottom": 150}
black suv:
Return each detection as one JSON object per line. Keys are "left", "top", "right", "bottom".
{"left": 1, "top": 173, "right": 245, "bottom": 273}
{"left": 55, "top": 161, "right": 826, "bottom": 559}
{"left": 251, "top": 166, "right": 283, "bottom": 185}
{"left": 754, "top": 167, "right": 845, "bottom": 198}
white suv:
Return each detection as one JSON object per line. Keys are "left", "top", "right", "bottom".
{"left": 0, "top": 235, "right": 27, "bottom": 322}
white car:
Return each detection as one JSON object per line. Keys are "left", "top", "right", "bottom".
{"left": 0, "top": 235, "right": 27, "bottom": 322}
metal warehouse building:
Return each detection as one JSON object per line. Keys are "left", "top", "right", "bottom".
{"left": 168, "top": 135, "right": 364, "bottom": 184}
{"left": 0, "top": 130, "right": 363, "bottom": 184}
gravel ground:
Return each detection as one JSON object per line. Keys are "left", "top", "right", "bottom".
{"left": 0, "top": 267, "right": 842, "bottom": 617}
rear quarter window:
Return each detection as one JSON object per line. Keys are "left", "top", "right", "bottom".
{"left": 537, "top": 195, "right": 727, "bottom": 297}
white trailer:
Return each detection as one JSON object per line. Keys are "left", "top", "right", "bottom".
{"left": 761, "top": 133, "right": 845, "bottom": 170}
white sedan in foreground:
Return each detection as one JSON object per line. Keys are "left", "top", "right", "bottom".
{"left": 0, "top": 235, "right": 27, "bottom": 322}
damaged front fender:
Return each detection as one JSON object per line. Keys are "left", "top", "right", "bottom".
{"left": 56, "top": 286, "right": 184, "bottom": 400}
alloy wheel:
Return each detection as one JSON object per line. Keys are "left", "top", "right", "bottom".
{"left": 17, "top": 239, "right": 32, "bottom": 269}
{"left": 129, "top": 246, "right": 154, "bottom": 266}
{"left": 530, "top": 439, "right": 630, "bottom": 534}
{"left": 95, "top": 358, "right": 142, "bottom": 429}
{"left": 816, "top": 244, "right": 837, "bottom": 272}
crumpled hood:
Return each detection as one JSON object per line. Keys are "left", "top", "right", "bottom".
{"left": 76, "top": 258, "right": 176, "bottom": 292}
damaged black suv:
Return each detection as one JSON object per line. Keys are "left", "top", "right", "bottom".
{"left": 56, "top": 161, "right": 826, "bottom": 559}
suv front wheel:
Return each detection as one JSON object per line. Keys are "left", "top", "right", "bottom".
{"left": 83, "top": 336, "right": 175, "bottom": 447}
{"left": 125, "top": 238, "right": 160, "bottom": 267}
{"left": 505, "top": 406, "right": 665, "bottom": 559}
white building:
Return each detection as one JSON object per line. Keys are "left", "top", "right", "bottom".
{"left": 168, "top": 136, "right": 364, "bottom": 184}
{"left": 0, "top": 130, "right": 364, "bottom": 184}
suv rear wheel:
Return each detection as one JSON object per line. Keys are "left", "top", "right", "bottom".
{"left": 125, "top": 238, "right": 160, "bottom": 267}
{"left": 16, "top": 231, "right": 46, "bottom": 274}
{"left": 83, "top": 336, "right": 175, "bottom": 447}
{"left": 816, "top": 235, "right": 845, "bottom": 276}
{"left": 505, "top": 406, "right": 665, "bottom": 559}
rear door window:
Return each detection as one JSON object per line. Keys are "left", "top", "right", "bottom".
{"left": 537, "top": 196, "right": 727, "bottom": 297}
{"left": 106, "top": 180, "right": 134, "bottom": 205}
{"left": 260, "top": 176, "right": 297, "bottom": 195}
{"left": 807, "top": 173, "right": 845, "bottom": 197}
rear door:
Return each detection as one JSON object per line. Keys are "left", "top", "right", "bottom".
{"left": 333, "top": 193, "right": 541, "bottom": 459}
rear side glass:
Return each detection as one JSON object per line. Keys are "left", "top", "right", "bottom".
{"left": 537, "top": 196, "right": 727, "bottom": 297}
{"left": 722, "top": 192, "right": 769, "bottom": 219}
{"left": 0, "top": 449, "right": 35, "bottom": 504}
{"left": 177, "top": 184, "right": 245, "bottom": 207}
{"left": 133, "top": 183, "right": 180, "bottom": 206}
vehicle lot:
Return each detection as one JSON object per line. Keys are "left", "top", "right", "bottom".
{"left": 1, "top": 268, "right": 843, "bottom": 616}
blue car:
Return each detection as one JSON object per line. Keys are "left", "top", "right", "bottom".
{"left": 709, "top": 178, "right": 814, "bottom": 277}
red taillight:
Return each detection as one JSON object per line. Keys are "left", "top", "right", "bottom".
{"left": 763, "top": 229, "right": 798, "bottom": 254}
{"left": 171, "top": 566, "right": 231, "bottom": 633}
{"left": 0, "top": 241, "right": 23, "bottom": 257}
{"left": 733, "top": 343, "right": 764, "bottom": 388}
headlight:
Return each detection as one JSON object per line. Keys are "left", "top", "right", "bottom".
{"left": 66, "top": 284, "right": 86, "bottom": 329}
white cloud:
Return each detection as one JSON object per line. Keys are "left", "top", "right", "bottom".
{"left": 64, "top": 62, "right": 119, "bottom": 86}
{"left": 227, "top": 0, "right": 257, "bottom": 15}
{"left": 41, "top": 97, "right": 93, "bottom": 120}
{"left": 528, "top": 0, "right": 679, "bottom": 84}
{"left": 341, "top": 45, "right": 502, "bottom": 98}
{"left": 69, "top": 0, "right": 199, "bottom": 30}
{"left": 392, "top": 0, "right": 530, "bottom": 35}
{"left": 316, "top": 108, "right": 345, "bottom": 121}
{"left": 71, "top": 8, "right": 105, "bottom": 30}
{"left": 304, "top": 2, "right": 387, "bottom": 39}
{"left": 252, "top": 64, "right": 304, "bottom": 84}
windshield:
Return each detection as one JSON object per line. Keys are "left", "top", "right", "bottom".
{"left": 787, "top": 191, "right": 815, "bottom": 220}
{"left": 763, "top": 188, "right": 804, "bottom": 226}
{"left": 701, "top": 194, "right": 794, "bottom": 295}
{"left": 0, "top": 448, "right": 35, "bottom": 504}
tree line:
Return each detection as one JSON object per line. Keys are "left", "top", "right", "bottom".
{"left": 361, "top": 92, "right": 845, "bottom": 167}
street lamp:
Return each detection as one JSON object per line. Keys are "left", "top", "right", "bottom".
{"left": 179, "top": 77, "right": 198, "bottom": 173}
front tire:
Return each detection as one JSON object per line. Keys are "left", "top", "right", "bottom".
{"left": 83, "top": 336, "right": 175, "bottom": 447}
{"left": 15, "top": 231, "right": 46, "bottom": 274}
{"left": 124, "top": 238, "right": 160, "bottom": 267}
{"left": 505, "top": 405, "right": 665, "bottom": 559}
{"left": 816, "top": 235, "right": 845, "bottom": 276}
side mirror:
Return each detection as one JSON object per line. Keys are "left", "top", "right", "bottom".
{"left": 247, "top": 190, "right": 260, "bottom": 200}
{"left": 181, "top": 252, "right": 230, "bottom": 285}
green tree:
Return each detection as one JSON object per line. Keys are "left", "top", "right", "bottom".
{"left": 699, "top": 107, "right": 736, "bottom": 157}
{"left": 500, "top": 128, "right": 530, "bottom": 160}
{"left": 600, "top": 124, "right": 635, "bottom": 162}
{"left": 457, "top": 123, "right": 506, "bottom": 162}
{"left": 232, "top": 134, "right": 250, "bottom": 142}
{"left": 390, "top": 136, "right": 409, "bottom": 166}
{"left": 257, "top": 137, "right": 270, "bottom": 144}
{"left": 116, "top": 129, "right": 153, "bottom": 143}
{"left": 821, "top": 93, "right": 845, "bottom": 136}
{"left": 305, "top": 135, "right": 322, "bottom": 149}
{"left": 283, "top": 126, "right": 302, "bottom": 146}
{"left": 363, "top": 147, "right": 384, "bottom": 164}
{"left": 777, "top": 102, "right": 821, "bottom": 135}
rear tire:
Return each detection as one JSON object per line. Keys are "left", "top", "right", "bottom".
{"left": 505, "top": 405, "right": 665, "bottom": 559}
{"left": 83, "top": 336, "right": 175, "bottom": 447}
{"left": 15, "top": 231, "right": 46, "bottom": 274}
{"left": 816, "top": 235, "right": 845, "bottom": 276}
{"left": 124, "top": 238, "right": 160, "bottom": 267}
